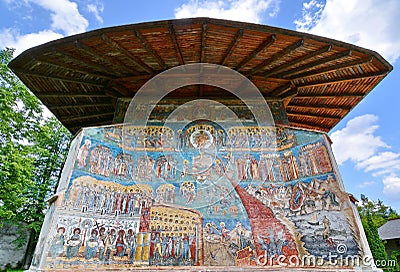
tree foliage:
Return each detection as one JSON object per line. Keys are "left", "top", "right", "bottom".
{"left": 0, "top": 48, "right": 71, "bottom": 251}
{"left": 358, "top": 195, "right": 399, "bottom": 271}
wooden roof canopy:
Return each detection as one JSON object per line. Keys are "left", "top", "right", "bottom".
{"left": 8, "top": 17, "right": 392, "bottom": 134}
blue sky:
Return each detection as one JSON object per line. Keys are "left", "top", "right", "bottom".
{"left": 1, "top": 0, "right": 399, "bottom": 211}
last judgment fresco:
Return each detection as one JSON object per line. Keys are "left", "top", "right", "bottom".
{"left": 30, "top": 103, "right": 364, "bottom": 270}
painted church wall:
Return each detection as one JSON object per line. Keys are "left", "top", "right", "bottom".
{"left": 29, "top": 120, "right": 365, "bottom": 270}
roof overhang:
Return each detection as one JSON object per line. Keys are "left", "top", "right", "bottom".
{"left": 8, "top": 17, "right": 392, "bottom": 134}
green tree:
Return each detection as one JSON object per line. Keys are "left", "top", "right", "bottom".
{"left": 0, "top": 48, "right": 42, "bottom": 223}
{"left": 358, "top": 195, "right": 399, "bottom": 271}
{"left": 1, "top": 48, "right": 71, "bottom": 267}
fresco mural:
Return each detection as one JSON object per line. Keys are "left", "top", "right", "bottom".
{"left": 30, "top": 102, "right": 364, "bottom": 270}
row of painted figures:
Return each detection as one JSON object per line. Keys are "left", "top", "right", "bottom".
{"left": 48, "top": 227, "right": 197, "bottom": 264}
{"left": 76, "top": 141, "right": 332, "bottom": 183}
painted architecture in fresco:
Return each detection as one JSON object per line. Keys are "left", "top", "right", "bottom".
{"left": 8, "top": 18, "right": 392, "bottom": 271}
{"left": 29, "top": 100, "right": 365, "bottom": 270}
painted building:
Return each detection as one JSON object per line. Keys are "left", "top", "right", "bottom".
{"left": 8, "top": 18, "right": 392, "bottom": 271}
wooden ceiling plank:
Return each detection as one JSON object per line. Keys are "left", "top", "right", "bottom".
{"left": 168, "top": 24, "right": 185, "bottom": 65}
{"left": 296, "top": 71, "right": 388, "bottom": 88}
{"left": 134, "top": 29, "right": 168, "bottom": 70}
{"left": 101, "top": 34, "right": 154, "bottom": 74}
{"left": 69, "top": 119, "right": 112, "bottom": 132}
{"left": 263, "top": 44, "right": 332, "bottom": 77}
{"left": 236, "top": 34, "right": 276, "bottom": 70}
{"left": 221, "top": 29, "right": 243, "bottom": 66}
{"left": 290, "top": 56, "right": 374, "bottom": 80}
{"left": 249, "top": 39, "right": 304, "bottom": 76}
{"left": 277, "top": 49, "right": 352, "bottom": 78}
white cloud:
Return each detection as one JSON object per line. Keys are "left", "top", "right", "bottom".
{"left": 87, "top": 2, "right": 104, "bottom": 24}
{"left": 331, "top": 114, "right": 400, "bottom": 202}
{"left": 0, "top": 28, "right": 64, "bottom": 57}
{"left": 382, "top": 175, "right": 400, "bottom": 202}
{"left": 174, "top": 0, "right": 281, "bottom": 24}
{"left": 356, "top": 151, "right": 400, "bottom": 174}
{"left": 29, "top": 0, "right": 89, "bottom": 35}
{"left": 356, "top": 181, "right": 377, "bottom": 188}
{"left": 294, "top": 0, "right": 400, "bottom": 63}
{"left": 330, "top": 114, "right": 389, "bottom": 165}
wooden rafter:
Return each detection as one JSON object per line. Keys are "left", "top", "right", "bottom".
{"left": 289, "top": 120, "right": 332, "bottom": 131}
{"left": 249, "top": 39, "right": 304, "bottom": 76}
{"left": 296, "top": 71, "right": 388, "bottom": 88}
{"left": 39, "top": 92, "right": 108, "bottom": 98}
{"left": 34, "top": 57, "right": 114, "bottom": 80}
{"left": 200, "top": 22, "right": 207, "bottom": 63}
{"left": 286, "top": 111, "right": 341, "bottom": 120}
{"left": 277, "top": 50, "right": 352, "bottom": 78}
{"left": 101, "top": 34, "right": 154, "bottom": 74}
{"left": 60, "top": 112, "right": 115, "bottom": 123}
{"left": 287, "top": 103, "right": 352, "bottom": 111}
{"left": 295, "top": 93, "right": 364, "bottom": 98}
{"left": 70, "top": 119, "right": 112, "bottom": 132}
{"left": 263, "top": 44, "right": 332, "bottom": 77}
{"left": 134, "top": 29, "right": 167, "bottom": 70}
{"left": 54, "top": 48, "right": 117, "bottom": 76}
{"left": 169, "top": 23, "right": 184, "bottom": 65}
{"left": 236, "top": 34, "right": 276, "bottom": 70}
{"left": 290, "top": 56, "right": 374, "bottom": 80}
{"left": 14, "top": 68, "right": 105, "bottom": 87}
{"left": 48, "top": 103, "right": 113, "bottom": 110}
{"left": 221, "top": 29, "right": 243, "bottom": 66}
{"left": 269, "top": 82, "right": 292, "bottom": 97}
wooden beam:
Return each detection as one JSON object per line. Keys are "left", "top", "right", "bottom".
{"left": 200, "top": 22, "right": 207, "bottom": 63}
{"left": 286, "top": 111, "right": 341, "bottom": 121}
{"left": 263, "top": 44, "right": 332, "bottom": 77}
{"left": 34, "top": 57, "right": 115, "bottom": 80}
{"left": 296, "top": 71, "right": 388, "bottom": 88}
{"left": 288, "top": 120, "right": 331, "bottom": 131}
{"left": 69, "top": 119, "right": 113, "bottom": 132}
{"left": 54, "top": 48, "right": 116, "bottom": 76}
{"left": 279, "top": 88, "right": 298, "bottom": 100}
{"left": 101, "top": 34, "right": 154, "bottom": 74}
{"left": 236, "top": 34, "right": 276, "bottom": 70}
{"left": 221, "top": 29, "right": 243, "bottom": 66}
{"left": 74, "top": 40, "right": 136, "bottom": 76}
{"left": 169, "top": 23, "right": 185, "bottom": 65}
{"left": 276, "top": 50, "right": 352, "bottom": 78}
{"left": 60, "top": 112, "right": 115, "bottom": 123}
{"left": 14, "top": 68, "right": 105, "bottom": 87}
{"left": 269, "top": 82, "right": 292, "bottom": 97}
{"left": 48, "top": 103, "right": 114, "bottom": 110}
{"left": 295, "top": 93, "right": 364, "bottom": 98}
{"left": 290, "top": 56, "right": 374, "bottom": 80}
{"left": 287, "top": 103, "right": 352, "bottom": 111}
{"left": 39, "top": 92, "right": 108, "bottom": 98}
{"left": 249, "top": 39, "right": 304, "bottom": 75}
{"left": 134, "top": 29, "right": 167, "bottom": 70}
